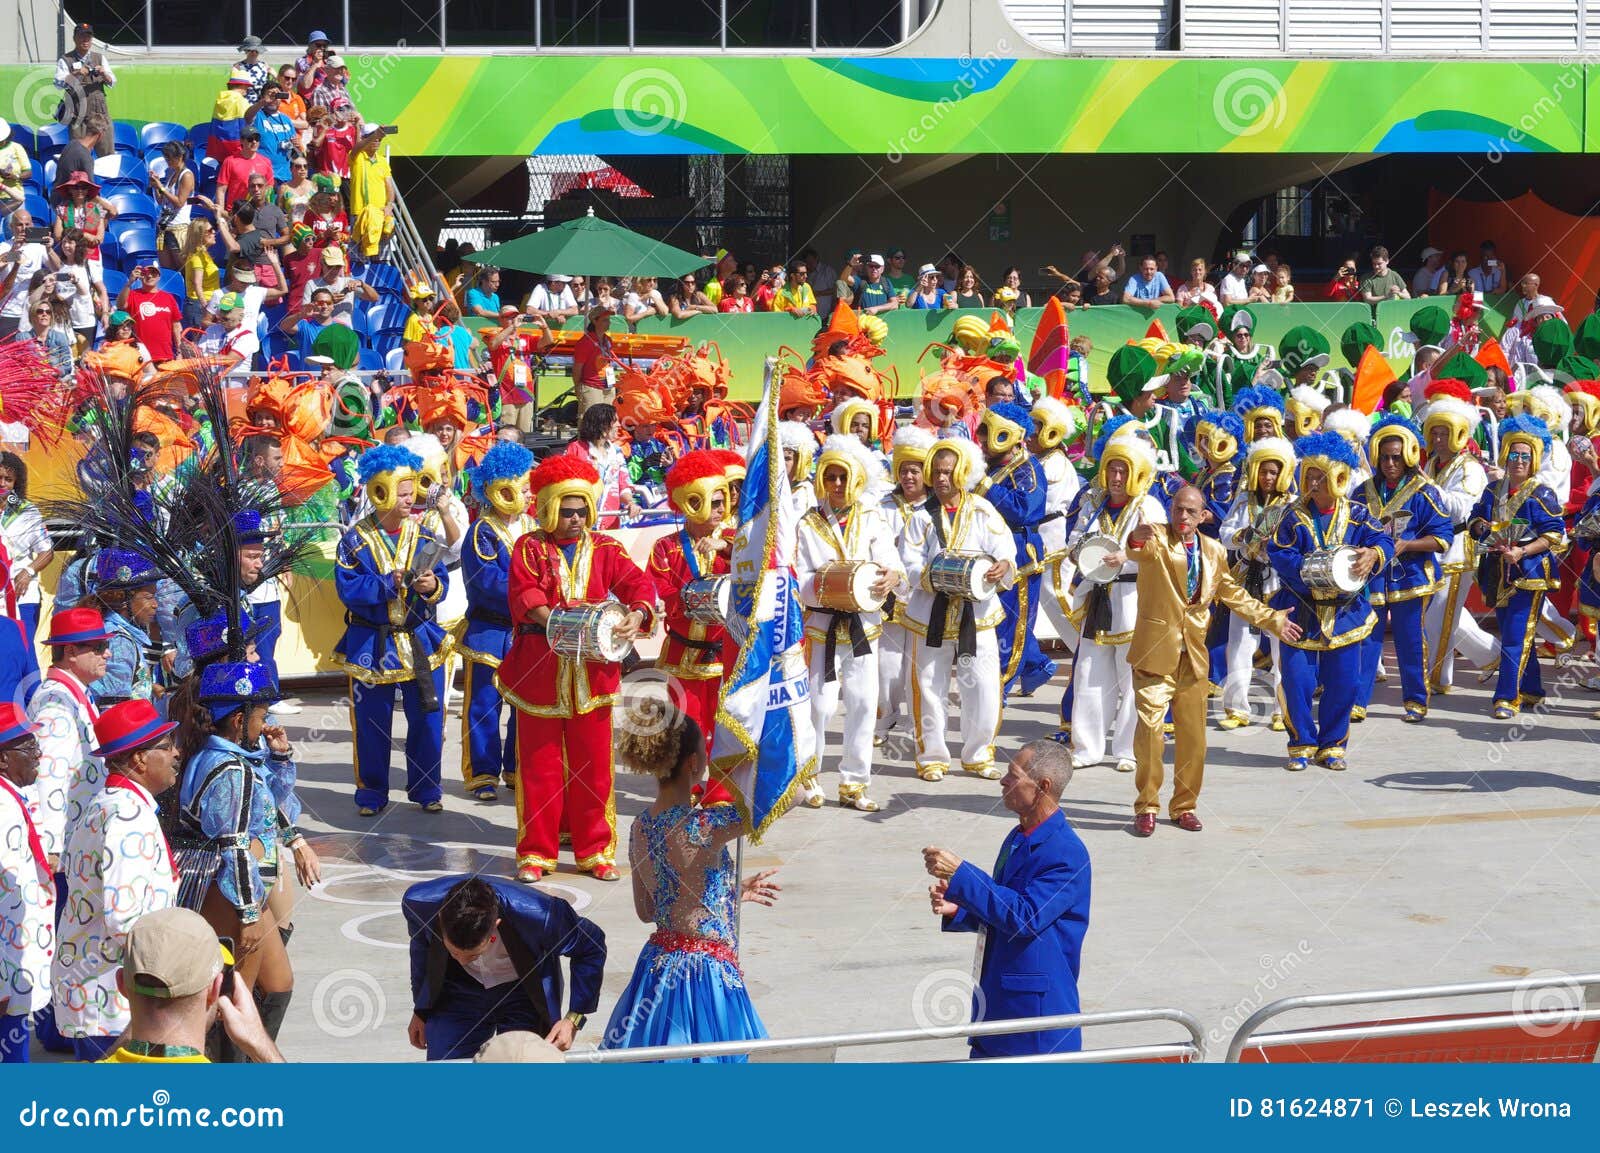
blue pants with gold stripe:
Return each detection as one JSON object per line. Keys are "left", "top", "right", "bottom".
{"left": 1000, "top": 571, "right": 1054, "bottom": 697}
{"left": 1493, "top": 589, "right": 1546, "bottom": 708}
{"left": 1355, "top": 598, "right": 1430, "bottom": 712}
{"left": 351, "top": 671, "right": 445, "bottom": 810}
{"left": 1279, "top": 643, "right": 1361, "bottom": 761}
{"left": 461, "top": 660, "right": 517, "bottom": 792}
{"left": 1207, "top": 606, "right": 1229, "bottom": 686}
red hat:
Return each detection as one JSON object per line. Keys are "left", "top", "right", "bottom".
{"left": 43, "top": 606, "right": 113, "bottom": 647}
{"left": 530, "top": 453, "right": 599, "bottom": 491}
{"left": 0, "top": 703, "right": 39, "bottom": 746}
{"left": 1423, "top": 378, "right": 1475, "bottom": 406}
{"left": 91, "top": 700, "right": 180, "bottom": 759}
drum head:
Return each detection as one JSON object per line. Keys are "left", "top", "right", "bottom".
{"left": 1077, "top": 535, "right": 1120, "bottom": 583}
{"left": 1329, "top": 547, "right": 1364, "bottom": 593}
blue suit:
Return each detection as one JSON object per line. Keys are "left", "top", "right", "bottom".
{"left": 1196, "top": 465, "right": 1238, "bottom": 684}
{"left": 1469, "top": 480, "right": 1566, "bottom": 710}
{"left": 942, "top": 808, "right": 1091, "bottom": 1057}
{"left": 0, "top": 617, "right": 38, "bottom": 709}
{"left": 1353, "top": 476, "right": 1452, "bottom": 714}
{"left": 456, "top": 515, "right": 529, "bottom": 794}
{"left": 402, "top": 875, "right": 607, "bottom": 1061}
{"left": 985, "top": 452, "right": 1055, "bottom": 696}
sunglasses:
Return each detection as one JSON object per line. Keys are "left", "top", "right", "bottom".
{"left": 2, "top": 738, "right": 40, "bottom": 757}
{"left": 558, "top": 506, "right": 588, "bottom": 519}
{"left": 1506, "top": 451, "right": 1533, "bottom": 462}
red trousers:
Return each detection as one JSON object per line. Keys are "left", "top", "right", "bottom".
{"left": 673, "top": 675, "right": 734, "bottom": 807}
{"left": 514, "top": 709, "right": 615, "bottom": 870}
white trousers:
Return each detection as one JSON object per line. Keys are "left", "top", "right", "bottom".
{"left": 1071, "top": 640, "right": 1136, "bottom": 765}
{"left": 1222, "top": 612, "right": 1281, "bottom": 719}
{"left": 1039, "top": 561, "right": 1080, "bottom": 650}
{"left": 1537, "top": 597, "right": 1577, "bottom": 650}
{"left": 1423, "top": 570, "right": 1497, "bottom": 688}
{"left": 809, "top": 639, "right": 879, "bottom": 789}
{"left": 910, "top": 629, "right": 1001, "bottom": 773}
{"left": 875, "top": 622, "right": 909, "bottom": 738}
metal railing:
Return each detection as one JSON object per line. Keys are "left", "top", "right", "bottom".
{"left": 386, "top": 176, "right": 444, "bottom": 301}
{"left": 567, "top": 1007, "right": 1206, "bottom": 1063}
{"left": 1226, "top": 973, "right": 1600, "bottom": 1063}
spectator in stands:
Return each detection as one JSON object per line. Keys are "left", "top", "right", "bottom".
{"left": 856, "top": 255, "right": 897, "bottom": 313}
{"left": 276, "top": 65, "right": 310, "bottom": 150}
{"left": 311, "top": 55, "right": 354, "bottom": 116}
{"left": 528, "top": 274, "right": 579, "bottom": 324}
{"left": 775, "top": 261, "right": 817, "bottom": 316}
{"left": 278, "top": 156, "right": 316, "bottom": 223}
{"left": 1083, "top": 265, "right": 1118, "bottom": 307}
{"left": 0, "top": 121, "right": 30, "bottom": 217}
{"left": 302, "top": 176, "right": 348, "bottom": 249}
{"left": 1507, "top": 272, "right": 1555, "bottom": 326}
{"left": 1436, "top": 250, "right": 1473, "bottom": 296}
{"left": 116, "top": 263, "right": 184, "bottom": 365}
{"left": 1174, "top": 258, "right": 1218, "bottom": 309}
{"left": 280, "top": 224, "right": 321, "bottom": 305}
{"left": 26, "top": 298, "right": 72, "bottom": 378}
{"left": 804, "top": 247, "right": 836, "bottom": 316}
{"left": 751, "top": 265, "right": 781, "bottom": 312}
{"left": 1246, "top": 264, "right": 1274, "bottom": 303}
{"left": 51, "top": 171, "right": 113, "bottom": 279}
{"left": 465, "top": 268, "right": 502, "bottom": 320}
{"left": 53, "top": 118, "right": 101, "bottom": 192}
{"left": 1218, "top": 251, "right": 1252, "bottom": 304}
{"left": 0, "top": 209, "right": 57, "bottom": 339}
{"left": 1055, "top": 280, "right": 1083, "bottom": 311}
{"left": 296, "top": 32, "right": 333, "bottom": 94}
{"left": 952, "top": 264, "right": 985, "bottom": 309}
{"left": 279, "top": 285, "right": 337, "bottom": 362}
{"left": 594, "top": 278, "right": 618, "bottom": 314}
{"left": 402, "top": 281, "right": 440, "bottom": 343}
{"left": 1122, "top": 255, "right": 1173, "bottom": 310}
{"left": 1272, "top": 264, "right": 1295, "bottom": 303}
{"left": 150, "top": 140, "right": 194, "bottom": 246}
{"left": 880, "top": 247, "right": 912, "bottom": 296}
{"left": 436, "top": 302, "right": 477, "bottom": 371}
{"left": 303, "top": 247, "right": 375, "bottom": 326}
{"left": 1360, "top": 245, "right": 1409, "bottom": 303}
{"left": 242, "top": 174, "right": 289, "bottom": 260}
{"left": 1475, "top": 241, "right": 1506, "bottom": 294}
{"left": 719, "top": 274, "right": 754, "bottom": 313}
{"left": 1327, "top": 256, "right": 1360, "bottom": 302}
{"left": 56, "top": 231, "right": 104, "bottom": 347}
{"left": 622, "top": 276, "right": 668, "bottom": 328}
{"left": 209, "top": 262, "right": 282, "bottom": 335}
{"left": 208, "top": 69, "right": 263, "bottom": 166}
{"left": 908, "top": 263, "right": 945, "bottom": 310}
{"left": 55, "top": 23, "right": 116, "bottom": 156}
{"left": 310, "top": 106, "right": 360, "bottom": 187}
{"left": 832, "top": 250, "right": 862, "bottom": 312}
{"left": 565, "top": 403, "right": 639, "bottom": 527}
{"left": 569, "top": 276, "right": 596, "bottom": 312}
{"left": 218, "top": 130, "right": 275, "bottom": 214}
{"left": 214, "top": 202, "right": 283, "bottom": 292}
{"left": 1412, "top": 246, "right": 1444, "bottom": 296}
{"left": 668, "top": 273, "right": 716, "bottom": 319}
{"left": 993, "top": 266, "right": 1031, "bottom": 313}
{"left": 350, "top": 124, "right": 396, "bottom": 261}
{"left": 174, "top": 220, "right": 221, "bottom": 330}
{"left": 197, "top": 293, "right": 260, "bottom": 378}
{"left": 702, "top": 251, "right": 737, "bottom": 307}
{"left": 254, "top": 86, "right": 298, "bottom": 184}
{"left": 571, "top": 306, "right": 617, "bottom": 419}
{"left": 234, "top": 36, "right": 271, "bottom": 103}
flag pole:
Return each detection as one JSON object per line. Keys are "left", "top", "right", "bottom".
{"left": 734, "top": 834, "right": 744, "bottom": 943}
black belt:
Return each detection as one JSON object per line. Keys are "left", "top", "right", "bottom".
{"left": 344, "top": 610, "right": 439, "bottom": 711}
{"left": 820, "top": 610, "right": 871, "bottom": 682}
{"left": 667, "top": 628, "right": 721, "bottom": 653}
{"left": 469, "top": 608, "right": 514, "bottom": 628}
{"left": 1039, "top": 511, "right": 1065, "bottom": 525}
{"left": 1081, "top": 575, "right": 1134, "bottom": 640}
{"left": 925, "top": 594, "right": 978, "bottom": 658}
{"left": 1452, "top": 521, "right": 1469, "bottom": 534}
{"left": 515, "top": 622, "right": 548, "bottom": 637}
{"left": 446, "top": 560, "right": 462, "bottom": 573}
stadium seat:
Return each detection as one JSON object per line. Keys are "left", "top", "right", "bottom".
{"left": 101, "top": 268, "right": 127, "bottom": 301}
{"left": 109, "top": 223, "right": 158, "bottom": 269}
{"left": 106, "top": 190, "right": 158, "bottom": 226}
{"left": 139, "top": 121, "right": 188, "bottom": 151}
{"left": 262, "top": 331, "right": 290, "bottom": 364}
{"left": 362, "top": 263, "right": 405, "bottom": 298}
{"left": 111, "top": 121, "right": 142, "bottom": 156}
{"left": 42, "top": 159, "right": 56, "bottom": 188}
{"left": 34, "top": 123, "right": 70, "bottom": 160}
{"left": 93, "top": 153, "right": 147, "bottom": 190}
{"left": 351, "top": 304, "right": 372, "bottom": 337}
{"left": 369, "top": 300, "right": 411, "bottom": 332}
{"left": 358, "top": 347, "right": 385, "bottom": 371}
{"left": 157, "top": 268, "right": 186, "bottom": 302}
{"left": 8, "top": 125, "right": 36, "bottom": 157}
{"left": 384, "top": 346, "right": 405, "bottom": 372}
{"left": 197, "top": 157, "right": 219, "bottom": 198}
{"left": 187, "top": 124, "right": 211, "bottom": 159}
{"left": 22, "top": 192, "right": 48, "bottom": 224}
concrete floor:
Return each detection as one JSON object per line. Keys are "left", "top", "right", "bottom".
{"left": 268, "top": 652, "right": 1600, "bottom": 1062}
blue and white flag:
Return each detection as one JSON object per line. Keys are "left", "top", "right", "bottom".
{"left": 711, "top": 362, "right": 815, "bottom": 841}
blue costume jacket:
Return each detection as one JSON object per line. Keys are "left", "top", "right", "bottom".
{"left": 942, "top": 808, "right": 1091, "bottom": 1057}
{"left": 334, "top": 515, "right": 450, "bottom": 684}
{"left": 1195, "top": 464, "right": 1237, "bottom": 539}
{"left": 176, "top": 735, "right": 277, "bottom": 923}
{"left": 456, "top": 514, "right": 532, "bottom": 668}
{"left": 92, "top": 610, "right": 155, "bottom": 703}
{"left": 1355, "top": 474, "right": 1452, "bottom": 604}
{"left": 1468, "top": 479, "right": 1567, "bottom": 607}
{"left": 0, "top": 617, "right": 38, "bottom": 709}
{"left": 983, "top": 452, "right": 1047, "bottom": 576}
{"left": 402, "top": 875, "right": 606, "bottom": 1031}
{"left": 1267, "top": 498, "right": 1396, "bottom": 649}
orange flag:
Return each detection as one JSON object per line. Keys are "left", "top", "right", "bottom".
{"left": 1027, "top": 296, "right": 1071, "bottom": 399}
{"left": 1475, "top": 337, "right": 1513, "bottom": 380}
{"left": 1351, "top": 345, "right": 1398, "bottom": 414}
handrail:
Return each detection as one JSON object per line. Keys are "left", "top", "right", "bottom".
{"left": 566, "top": 1007, "right": 1205, "bottom": 1063}
{"left": 1225, "top": 973, "right": 1600, "bottom": 1062}
{"left": 385, "top": 175, "right": 444, "bottom": 299}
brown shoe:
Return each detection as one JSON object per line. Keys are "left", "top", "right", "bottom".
{"left": 1133, "top": 812, "right": 1156, "bottom": 837}
{"left": 1172, "top": 812, "right": 1203, "bottom": 832}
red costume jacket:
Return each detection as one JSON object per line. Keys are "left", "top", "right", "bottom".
{"left": 648, "top": 528, "right": 732, "bottom": 682}
{"left": 497, "top": 530, "right": 658, "bottom": 717}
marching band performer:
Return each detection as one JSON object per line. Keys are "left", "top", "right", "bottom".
{"left": 977, "top": 402, "right": 1054, "bottom": 696}
{"left": 1419, "top": 369, "right": 1497, "bottom": 693}
{"left": 1323, "top": 407, "right": 1375, "bottom": 491}
{"left": 85, "top": 548, "right": 163, "bottom": 705}
{"left": 1352, "top": 416, "right": 1452, "bottom": 723}
{"left": 333, "top": 445, "right": 451, "bottom": 817}
{"left": 1467, "top": 415, "right": 1568, "bottom": 719}
{"left": 1276, "top": 325, "right": 1333, "bottom": 395}
{"left": 1285, "top": 386, "right": 1331, "bottom": 439}
{"left": 1063, "top": 400, "right": 1169, "bottom": 773}
{"left": 900, "top": 438, "right": 1016, "bottom": 782}
{"left": 1217, "top": 436, "right": 1297, "bottom": 730}
{"left": 0, "top": 704, "right": 52, "bottom": 1063}
{"left": 876, "top": 426, "right": 937, "bottom": 744}
{"left": 1233, "top": 385, "right": 1287, "bottom": 446}
{"left": 779, "top": 420, "right": 818, "bottom": 524}
{"left": 498, "top": 456, "right": 658, "bottom": 884}
{"left": 795, "top": 435, "right": 906, "bottom": 811}
{"left": 27, "top": 607, "right": 112, "bottom": 871}
{"left": 1267, "top": 432, "right": 1395, "bottom": 772}
{"left": 1508, "top": 384, "right": 1579, "bottom": 653}
{"left": 456, "top": 441, "right": 536, "bottom": 802}
{"left": 1028, "top": 397, "right": 1084, "bottom": 648}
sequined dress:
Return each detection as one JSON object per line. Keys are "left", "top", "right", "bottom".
{"left": 600, "top": 803, "right": 766, "bottom": 1061}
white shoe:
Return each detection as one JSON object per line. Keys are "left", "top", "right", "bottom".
{"left": 271, "top": 698, "right": 303, "bottom": 716}
{"left": 1114, "top": 759, "right": 1136, "bottom": 773}
{"left": 1071, "top": 755, "right": 1098, "bottom": 770}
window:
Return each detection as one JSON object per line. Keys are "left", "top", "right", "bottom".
{"left": 450, "top": 0, "right": 535, "bottom": 46}
{"left": 633, "top": 2, "right": 719, "bottom": 46}
{"left": 151, "top": 0, "right": 243, "bottom": 46}
{"left": 355, "top": 2, "right": 442, "bottom": 49}
{"left": 72, "top": 0, "right": 148, "bottom": 47}
{"left": 251, "top": 0, "right": 332, "bottom": 46}
{"left": 538, "top": 0, "right": 628, "bottom": 47}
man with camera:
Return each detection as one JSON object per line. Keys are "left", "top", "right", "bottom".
{"left": 55, "top": 23, "right": 116, "bottom": 155}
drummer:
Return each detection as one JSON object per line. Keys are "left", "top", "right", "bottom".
{"left": 794, "top": 435, "right": 906, "bottom": 812}
{"left": 875, "top": 425, "right": 936, "bottom": 746}
{"left": 497, "top": 455, "right": 658, "bottom": 884}
{"left": 1265, "top": 432, "right": 1395, "bottom": 772}
{"left": 1233, "top": 386, "right": 1288, "bottom": 446}
{"left": 977, "top": 402, "right": 1055, "bottom": 698}
{"left": 1353, "top": 415, "right": 1452, "bottom": 724}
{"left": 1025, "top": 397, "right": 1084, "bottom": 657}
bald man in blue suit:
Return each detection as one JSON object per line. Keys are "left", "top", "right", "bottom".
{"left": 925, "top": 738, "right": 1091, "bottom": 1057}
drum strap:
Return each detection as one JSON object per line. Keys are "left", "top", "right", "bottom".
{"left": 668, "top": 628, "right": 721, "bottom": 653}
{"left": 821, "top": 611, "right": 872, "bottom": 682}
{"left": 515, "top": 623, "right": 549, "bottom": 637}
{"left": 1039, "top": 511, "right": 1065, "bottom": 525}
{"left": 469, "top": 609, "right": 515, "bottom": 628}
{"left": 922, "top": 493, "right": 979, "bottom": 658}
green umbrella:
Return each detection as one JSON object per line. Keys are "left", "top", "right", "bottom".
{"left": 464, "top": 208, "right": 706, "bottom": 278}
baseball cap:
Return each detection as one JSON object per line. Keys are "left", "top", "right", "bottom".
{"left": 233, "top": 268, "right": 258, "bottom": 284}
{"left": 548, "top": 273, "right": 571, "bottom": 283}
{"left": 586, "top": 305, "right": 613, "bottom": 325}
{"left": 1420, "top": 246, "right": 1443, "bottom": 260}
{"left": 0, "top": 119, "right": 10, "bottom": 144}
{"left": 73, "top": 21, "right": 92, "bottom": 36}
{"left": 123, "top": 908, "right": 229, "bottom": 1000}
{"left": 108, "top": 309, "right": 130, "bottom": 326}
{"left": 867, "top": 253, "right": 885, "bottom": 267}
{"left": 360, "top": 122, "right": 383, "bottom": 138}
{"left": 218, "top": 292, "right": 241, "bottom": 312}
{"left": 321, "top": 247, "right": 345, "bottom": 265}
{"left": 1232, "top": 250, "right": 1252, "bottom": 265}
{"left": 240, "top": 127, "right": 261, "bottom": 142}
{"left": 499, "top": 305, "right": 520, "bottom": 318}
{"left": 326, "top": 53, "right": 345, "bottom": 68}
{"left": 1251, "top": 263, "right": 1270, "bottom": 275}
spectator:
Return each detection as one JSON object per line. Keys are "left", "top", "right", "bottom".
{"left": 52, "top": 118, "right": 101, "bottom": 192}
{"left": 1246, "top": 264, "right": 1274, "bottom": 303}
{"left": 1272, "top": 264, "right": 1295, "bottom": 303}
{"left": 116, "top": 263, "right": 184, "bottom": 364}
{"left": 774, "top": 262, "right": 817, "bottom": 316}
{"left": 719, "top": 274, "right": 754, "bottom": 313}
{"left": 1218, "top": 251, "right": 1252, "bottom": 304}
{"left": 51, "top": 171, "right": 113, "bottom": 278}
{"left": 196, "top": 293, "right": 260, "bottom": 377}
{"left": 349, "top": 124, "right": 396, "bottom": 260}
{"left": 833, "top": 250, "right": 863, "bottom": 312}
{"left": 1436, "top": 250, "right": 1473, "bottom": 296}
{"left": 528, "top": 274, "right": 579, "bottom": 324}
{"left": 1175, "top": 258, "right": 1218, "bottom": 309}
{"left": 279, "top": 224, "right": 321, "bottom": 304}
{"left": 1155, "top": 250, "right": 1171, "bottom": 275}
{"left": 805, "top": 247, "right": 837, "bottom": 316}
{"left": 402, "top": 281, "right": 439, "bottom": 343}
{"left": 101, "top": 310, "right": 152, "bottom": 377}
{"left": 565, "top": 401, "right": 639, "bottom": 523}
{"left": 56, "top": 231, "right": 104, "bottom": 348}
{"left": 242, "top": 173, "right": 289, "bottom": 255}
{"left": 668, "top": 273, "right": 716, "bottom": 319}
{"left": 993, "top": 265, "right": 1031, "bottom": 312}
{"left": 279, "top": 286, "right": 336, "bottom": 361}
{"left": 884, "top": 247, "right": 915, "bottom": 295}
{"left": 1327, "top": 256, "right": 1360, "bottom": 302}
{"left": 310, "top": 53, "right": 353, "bottom": 115}
{"left": 464, "top": 267, "right": 502, "bottom": 320}
{"left": 751, "top": 266, "right": 781, "bottom": 311}
{"left": 207, "top": 69, "right": 262, "bottom": 166}
{"left": 1360, "top": 245, "right": 1409, "bottom": 303}
{"left": 1508, "top": 272, "right": 1555, "bottom": 325}
{"left": 1475, "top": 241, "right": 1506, "bottom": 294}
{"left": 0, "top": 210, "right": 57, "bottom": 339}
{"left": 702, "top": 251, "right": 737, "bottom": 307}
{"left": 101, "top": 906, "right": 284, "bottom": 1063}
{"left": 1066, "top": 244, "right": 1124, "bottom": 287}
{"left": 952, "top": 264, "right": 985, "bottom": 308}
{"left": 149, "top": 140, "right": 194, "bottom": 246}
{"left": 1412, "top": 246, "right": 1445, "bottom": 297}
{"left": 55, "top": 22, "right": 116, "bottom": 156}
{"left": 234, "top": 35, "right": 271, "bottom": 103}
{"left": 856, "top": 255, "right": 897, "bottom": 313}
{"left": 275, "top": 64, "right": 310, "bottom": 149}
{"left": 1122, "top": 255, "right": 1173, "bottom": 310}
{"left": 208, "top": 262, "right": 281, "bottom": 335}
{"left": 436, "top": 301, "right": 476, "bottom": 371}
{"left": 1083, "top": 266, "right": 1119, "bottom": 307}
{"left": 213, "top": 201, "right": 283, "bottom": 291}
{"left": 622, "top": 275, "right": 668, "bottom": 327}
{"left": 1056, "top": 280, "right": 1083, "bottom": 311}
{"left": 296, "top": 31, "right": 334, "bottom": 95}
{"left": 568, "top": 275, "right": 595, "bottom": 312}
{"left": 487, "top": 307, "right": 552, "bottom": 429}
{"left": 217, "top": 130, "right": 274, "bottom": 214}
{"left": 302, "top": 176, "right": 349, "bottom": 249}
{"left": 25, "top": 299, "right": 72, "bottom": 378}
{"left": 302, "top": 247, "right": 376, "bottom": 326}
{"left": 908, "top": 263, "right": 945, "bottom": 310}
{"left": 570, "top": 307, "right": 618, "bottom": 419}
{"left": 923, "top": 739, "right": 1091, "bottom": 1058}
{"left": 253, "top": 85, "right": 298, "bottom": 184}
{"left": 0, "top": 121, "right": 31, "bottom": 216}
{"left": 278, "top": 155, "right": 316, "bottom": 223}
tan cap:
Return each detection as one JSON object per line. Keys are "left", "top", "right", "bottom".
{"left": 123, "top": 907, "right": 228, "bottom": 999}
{"left": 474, "top": 1030, "right": 565, "bottom": 1063}
{"left": 321, "top": 247, "right": 346, "bottom": 265}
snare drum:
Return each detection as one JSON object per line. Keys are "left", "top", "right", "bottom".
{"left": 1074, "top": 533, "right": 1123, "bottom": 585}
{"left": 1300, "top": 546, "right": 1364, "bottom": 595}
{"left": 681, "top": 577, "right": 731, "bottom": 625}
{"left": 546, "top": 604, "right": 631, "bottom": 662}
{"left": 927, "top": 550, "right": 998, "bottom": 601}
{"left": 814, "top": 560, "right": 885, "bottom": 613}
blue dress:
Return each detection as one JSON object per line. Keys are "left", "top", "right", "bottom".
{"left": 601, "top": 803, "right": 766, "bottom": 1062}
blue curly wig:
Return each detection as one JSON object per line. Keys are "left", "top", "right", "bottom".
{"left": 985, "top": 401, "right": 1036, "bottom": 438}
{"left": 1232, "top": 385, "right": 1286, "bottom": 417}
{"left": 1091, "top": 413, "right": 1136, "bottom": 462}
{"left": 469, "top": 441, "right": 536, "bottom": 503}
{"left": 357, "top": 444, "right": 423, "bottom": 485}
{"left": 1292, "top": 430, "right": 1360, "bottom": 471}
{"left": 1499, "top": 412, "right": 1553, "bottom": 454}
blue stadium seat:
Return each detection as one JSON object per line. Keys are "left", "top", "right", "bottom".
{"left": 8, "top": 125, "right": 36, "bottom": 156}
{"left": 101, "top": 268, "right": 127, "bottom": 301}
{"left": 139, "top": 121, "right": 188, "bottom": 151}
{"left": 358, "top": 347, "right": 385, "bottom": 371}
{"left": 42, "top": 158, "right": 56, "bottom": 188}
{"left": 109, "top": 223, "right": 158, "bottom": 269}
{"left": 106, "top": 190, "right": 158, "bottom": 225}
{"left": 34, "top": 124, "right": 70, "bottom": 159}
{"left": 262, "top": 331, "right": 290, "bottom": 364}
{"left": 187, "top": 124, "right": 211, "bottom": 159}
{"left": 369, "top": 300, "right": 411, "bottom": 332}
{"left": 93, "top": 152, "right": 147, "bottom": 190}
{"left": 351, "top": 303, "right": 372, "bottom": 337}
{"left": 111, "top": 121, "right": 142, "bottom": 156}
{"left": 22, "top": 191, "right": 48, "bottom": 224}
{"left": 362, "top": 263, "right": 405, "bottom": 298}
{"left": 157, "top": 268, "right": 186, "bottom": 301}
{"left": 197, "top": 157, "right": 219, "bottom": 198}
{"left": 384, "top": 346, "right": 406, "bottom": 372}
